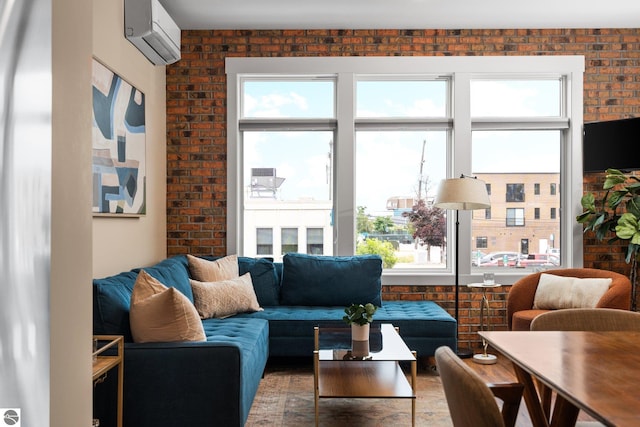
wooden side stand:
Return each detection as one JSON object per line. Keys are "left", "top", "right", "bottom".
{"left": 93, "top": 335, "right": 124, "bottom": 427}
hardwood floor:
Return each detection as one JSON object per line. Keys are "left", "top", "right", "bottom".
{"left": 246, "top": 351, "right": 597, "bottom": 426}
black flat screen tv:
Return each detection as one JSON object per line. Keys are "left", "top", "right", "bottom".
{"left": 583, "top": 117, "right": 640, "bottom": 173}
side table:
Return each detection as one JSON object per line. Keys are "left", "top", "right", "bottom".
{"left": 466, "top": 283, "right": 501, "bottom": 365}
{"left": 93, "top": 335, "right": 124, "bottom": 427}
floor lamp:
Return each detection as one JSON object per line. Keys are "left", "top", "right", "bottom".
{"left": 434, "top": 175, "right": 491, "bottom": 358}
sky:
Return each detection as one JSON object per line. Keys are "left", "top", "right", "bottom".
{"left": 242, "top": 78, "right": 561, "bottom": 214}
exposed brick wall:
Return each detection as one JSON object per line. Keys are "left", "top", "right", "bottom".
{"left": 166, "top": 28, "right": 640, "bottom": 350}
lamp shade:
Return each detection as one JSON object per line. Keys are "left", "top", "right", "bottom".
{"left": 433, "top": 177, "right": 491, "bottom": 210}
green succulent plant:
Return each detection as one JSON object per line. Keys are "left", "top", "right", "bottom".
{"left": 343, "top": 303, "right": 378, "bottom": 326}
{"left": 576, "top": 168, "right": 640, "bottom": 310}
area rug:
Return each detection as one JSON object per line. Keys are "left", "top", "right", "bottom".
{"left": 245, "top": 359, "right": 453, "bottom": 426}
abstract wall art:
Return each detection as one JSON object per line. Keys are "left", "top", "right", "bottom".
{"left": 92, "top": 58, "right": 146, "bottom": 216}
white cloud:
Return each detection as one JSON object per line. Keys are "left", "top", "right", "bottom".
{"left": 245, "top": 92, "right": 309, "bottom": 117}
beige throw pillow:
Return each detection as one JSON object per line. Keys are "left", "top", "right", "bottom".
{"left": 130, "top": 269, "right": 206, "bottom": 343}
{"left": 188, "top": 254, "right": 239, "bottom": 282}
{"left": 533, "top": 273, "right": 612, "bottom": 310}
{"left": 190, "top": 273, "right": 263, "bottom": 319}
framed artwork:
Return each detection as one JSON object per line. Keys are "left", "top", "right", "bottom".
{"left": 91, "top": 58, "right": 146, "bottom": 216}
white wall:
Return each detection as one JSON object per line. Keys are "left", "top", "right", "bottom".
{"left": 92, "top": 0, "right": 167, "bottom": 278}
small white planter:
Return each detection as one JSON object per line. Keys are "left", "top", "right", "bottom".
{"left": 351, "top": 323, "right": 370, "bottom": 341}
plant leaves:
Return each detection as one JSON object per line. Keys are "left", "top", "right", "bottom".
{"left": 615, "top": 213, "right": 640, "bottom": 241}
{"left": 580, "top": 193, "right": 595, "bottom": 211}
{"left": 603, "top": 169, "right": 627, "bottom": 189}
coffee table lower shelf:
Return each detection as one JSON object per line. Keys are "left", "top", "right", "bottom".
{"left": 313, "top": 355, "right": 416, "bottom": 426}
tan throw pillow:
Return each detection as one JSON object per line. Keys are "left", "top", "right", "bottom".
{"left": 190, "top": 273, "right": 264, "bottom": 319}
{"left": 130, "top": 269, "right": 206, "bottom": 343}
{"left": 188, "top": 254, "right": 239, "bottom": 282}
{"left": 533, "top": 273, "right": 612, "bottom": 310}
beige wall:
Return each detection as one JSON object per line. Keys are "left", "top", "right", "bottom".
{"left": 51, "top": 0, "right": 167, "bottom": 425}
{"left": 91, "top": 0, "right": 167, "bottom": 278}
{"left": 51, "top": 0, "right": 93, "bottom": 425}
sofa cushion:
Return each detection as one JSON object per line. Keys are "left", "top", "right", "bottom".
{"left": 238, "top": 257, "right": 280, "bottom": 307}
{"left": 201, "top": 317, "right": 270, "bottom": 425}
{"left": 190, "top": 273, "right": 264, "bottom": 319}
{"left": 533, "top": 273, "right": 612, "bottom": 310}
{"left": 132, "top": 255, "right": 194, "bottom": 303}
{"left": 236, "top": 301, "right": 456, "bottom": 357}
{"left": 280, "top": 253, "right": 383, "bottom": 307}
{"left": 94, "top": 270, "right": 139, "bottom": 341}
{"left": 130, "top": 270, "right": 206, "bottom": 343}
{"left": 512, "top": 309, "right": 550, "bottom": 331}
{"left": 188, "top": 254, "right": 239, "bottom": 282}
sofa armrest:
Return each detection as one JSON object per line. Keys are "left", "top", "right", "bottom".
{"left": 596, "top": 274, "right": 631, "bottom": 310}
{"left": 123, "top": 341, "right": 244, "bottom": 427}
{"left": 506, "top": 272, "right": 542, "bottom": 330}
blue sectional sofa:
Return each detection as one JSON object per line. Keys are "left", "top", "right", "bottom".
{"left": 93, "top": 253, "right": 456, "bottom": 427}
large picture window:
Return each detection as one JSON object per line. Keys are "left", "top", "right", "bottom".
{"left": 227, "top": 56, "right": 584, "bottom": 285}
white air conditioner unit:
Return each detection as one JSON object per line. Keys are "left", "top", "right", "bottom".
{"left": 125, "top": 0, "right": 181, "bottom": 65}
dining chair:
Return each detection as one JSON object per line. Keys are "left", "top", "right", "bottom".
{"left": 435, "top": 346, "right": 523, "bottom": 427}
{"left": 530, "top": 307, "right": 640, "bottom": 331}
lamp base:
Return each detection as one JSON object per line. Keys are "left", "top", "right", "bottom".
{"left": 456, "top": 347, "right": 474, "bottom": 359}
{"left": 472, "top": 353, "right": 498, "bottom": 365}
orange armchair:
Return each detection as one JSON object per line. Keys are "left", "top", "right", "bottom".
{"left": 507, "top": 268, "right": 631, "bottom": 331}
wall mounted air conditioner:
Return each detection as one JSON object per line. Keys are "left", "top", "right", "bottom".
{"left": 125, "top": 0, "right": 181, "bottom": 65}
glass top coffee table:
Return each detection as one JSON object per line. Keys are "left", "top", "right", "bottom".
{"left": 313, "top": 323, "right": 417, "bottom": 426}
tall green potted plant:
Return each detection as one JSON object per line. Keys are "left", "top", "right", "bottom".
{"left": 576, "top": 168, "right": 640, "bottom": 311}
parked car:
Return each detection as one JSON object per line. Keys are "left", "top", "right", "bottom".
{"left": 475, "top": 251, "right": 523, "bottom": 267}
{"left": 508, "top": 253, "right": 560, "bottom": 268}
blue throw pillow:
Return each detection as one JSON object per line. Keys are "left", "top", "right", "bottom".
{"left": 239, "top": 257, "right": 280, "bottom": 306}
{"left": 132, "top": 256, "right": 194, "bottom": 303}
{"left": 280, "top": 253, "right": 382, "bottom": 307}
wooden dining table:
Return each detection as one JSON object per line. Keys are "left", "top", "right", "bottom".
{"left": 479, "top": 330, "right": 640, "bottom": 427}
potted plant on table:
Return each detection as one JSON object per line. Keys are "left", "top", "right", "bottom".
{"left": 343, "top": 303, "right": 377, "bottom": 341}
{"left": 576, "top": 168, "right": 640, "bottom": 311}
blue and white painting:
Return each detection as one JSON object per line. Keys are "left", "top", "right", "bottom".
{"left": 92, "top": 58, "right": 146, "bottom": 215}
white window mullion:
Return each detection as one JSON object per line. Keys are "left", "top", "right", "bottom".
{"left": 450, "top": 73, "right": 473, "bottom": 280}
{"left": 335, "top": 72, "right": 356, "bottom": 256}
{"left": 227, "top": 71, "right": 241, "bottom": 255}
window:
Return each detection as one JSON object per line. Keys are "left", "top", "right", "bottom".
{"left": 550, "top": 207, "right": 557, "bottom": 219}
{"left": 281, "top": 228, "right": 298, "bottom": 255}
{"left": 256, "top": 228, "right": 273, "bottom": 255}
{"left": 307, "top": 228, "right": 324, "bottom": 254}
{"left": 506, "top": 208, "right": 525, "bottom": 227}
{"left": 550, "top": 183, "right": 557, "bottom": 195}
{"left": 227, "top": 56, "right": 584, "bottom": 283}
{"left": 534, "top": 207, "right": 540, "bottom": 220}
{"left": 506, "top": 183, "right": 525, "bottom": 202}
{"left": 476, "top": 236, "right": 488, "bottom": 249}
{"left": 534, "top": 183, "right": 540, "bottom": 195}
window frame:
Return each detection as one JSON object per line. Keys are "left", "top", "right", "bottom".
{"left": 226, "top": 56, "right": 585, "bottom": 286}
{"left": 506, "top": 183, "right": 526, "bottom": 203}
{"left": 506, "top": 208, "right": 526, "bottom": 227}
{"left": 256, "top": 227, "right": 273, "bottom": 255}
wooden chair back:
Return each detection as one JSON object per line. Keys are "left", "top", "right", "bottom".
{"left": 435, "top": 346, "right": 522, "bottom": 427}
{"left": 530, "top": 307, "right": 640, "bottom": 331}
